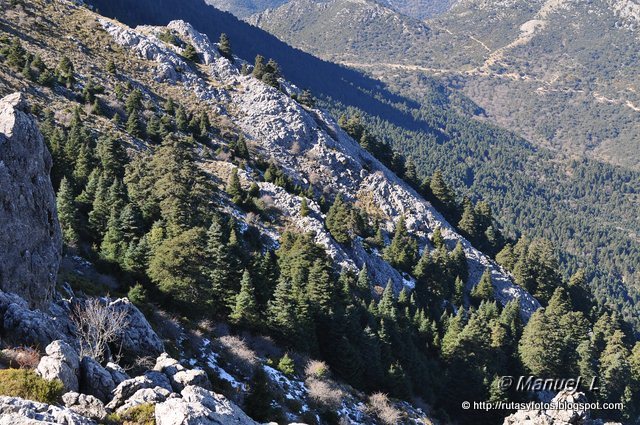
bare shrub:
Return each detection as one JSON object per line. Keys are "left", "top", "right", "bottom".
{"left": 72, "top": 299, "right": 129, "bottom": 362}
{"left": 244, "top": 334, "right": 281, "bottom": 359}
{"left": 306, "top": 377, "right": 344, "bottom": 409}
{"left": 367, "top": 392, "right": 402, "bottom": 425}
{"left": 214, "top": 335, "right": 258, "bottom": 378}
{"left": 0, "top": 347, "right": 40, "bottom": 369}
{"left": 304, "top": 360, "right": 329, "bottom": 379}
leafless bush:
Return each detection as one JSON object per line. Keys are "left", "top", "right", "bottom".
{"left": 0, "top": 347, "right": 40, "bottom": 369}
{"left": 72, "top": 299, "right": 129, "bottom": 362}
{"left": 304, "top": 360, "right": 329, "bottom": 379}
{"left": 306, "top": 377, "right": 344, "bottom": 409}
{"left": 214, "top": 335, "right": 258, "bottom": 378}
{"left": 367, "top": 392, "right": 402, "bottom": 425}
{"left": 244, "top": 334, "right": 281, "bottom": 359}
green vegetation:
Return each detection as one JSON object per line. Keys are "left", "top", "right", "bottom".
{"left": 0, "top": 369, "right": 64, "bottom": 404}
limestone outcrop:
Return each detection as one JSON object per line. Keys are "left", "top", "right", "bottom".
{"left": 0, "top": 93, "right": 62, "bottom": 308}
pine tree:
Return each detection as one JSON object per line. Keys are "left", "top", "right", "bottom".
{"left": 431, "top": 226, "right": 445, "bottom": 250}
{"left": 126, "top": 109, "right": 144, "bottom": 138}
{"left": 252, "top": 55, "right": 266, "bottom": 79}
{"left": 182, "top": 43, "right": 199, "bottom": 62}
{"left": 226, "top": 168, "right": 245, "bottom": 205}
{"left": 125, "top": 89, "right": 143, "bottom": 117}
{"left": 599, "top": 330, "right": 631, "bottom": 408}
{"left": 147, "top": 227, "right": 208, "bottom": 305}
{"left": 383, "top": 216, "right": 418, "bottom": 273}
{"left": 100, "top": 210, "right": 126, "bottom": 263}
{"left": 450, "top": 241, "right": 469, "bottom": 282}
{"left": 300, "top": 197, "right": 310, "bottom": 217}
{"left": 325, "top": 194, "right": 353, "bottom": 244}
{"left": 57, "top": 178, "right": 79, "bottom": 245}
{"left": 378, "top": 281, "right": 397, "bottom": 319}
{"left": 230, "top": 270, "right": 259, "bottom": 326}
{"left": 205, "top": 214, "right": 233, "bottom": 312}
{"left": 429, "top": 170, "right": 457, "bottom": 218}
{"left": 298, "top": 89, "right": 315, "bottom": 108}
{"left": 519, "top": 309, "right": 563, "bottom": 376}
{"left": 471, "top": 268, "right": 494, "bottom": 305}
{"left": 458, "top": 197, "right": 478, "bottom": 242}
{"left": 306, "top": 259, "right": 334, "bottom": 316}
{"left": 217, "top": 33, "right": 232, "bottom": 59}
{"left": 175, "top": 106, "right": 188, "bottom": 131}
{"left": 356, "top": 265, "right": 372, "bottom": 302}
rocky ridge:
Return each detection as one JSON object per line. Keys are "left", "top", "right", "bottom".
{"left": 0, "top": 92, "right": 62, "bottom": 308}
{"left": 97, "top": 15, "right": 540, "bottom": 316}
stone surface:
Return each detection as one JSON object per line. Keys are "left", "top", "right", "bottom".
{"left": 106, "top": 371, "right": 173, "bottom": 410}
{"left": 62, "top": 392, "right": 108, "bottom": 421}
{"left": 105, "top": 361, "right": 130, "bottom": 386}
{"left": 108, "top": 298, "right": 164, "bottom": 361}
{"left": 0, "top": 93, "right": 62, "bottom": 308}
{"left": 79, "top": 357, "right": 115, "bottom": 402}
{"left": 116, "top": 386, "right": 171, "bottom": 413}
{"left": 502, "top": 391, "right": 619, "bottom": 425}
{"left": 0, "top": 396, "right": 96, "bottom": 425}
{"left": 155, "top": 385, "right": 259, "bottom": 425}
{"left": 153, "top": 353, "right": 210, "bottom": 392}
{"left": 36, "top": 340, "right": 80, "bottom": 392}
{"left": 1, "top": 296, "right": 70, "bottom": 348}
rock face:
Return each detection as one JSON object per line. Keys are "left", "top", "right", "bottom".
{"left": 79, "top": 357, "right": 115, "bottom": 402}
{"left": 62, "top": 392, "right": 108, "bottom": 421}
{"left": 0, "top": 92, "right": 62, "bottom": 308}
{"left": 0, "top": 396, "right": 96, "bottom": 425}
{"left": 154, "top": 353, "right": 211, "bottom": 392}
{"left": 503, "top": 391, "right": 619, "bottom": 425}
{"left": 108, "top": 298, "right": 165, "bottom": 361}
{"left": 0, "top": 290, "right": 73, "bottom": 348}
{"left": 36, "top": 340, "right": 80, "bottom": 392}
{"left": 155, "top": 385, "right": 259, "bottom": 425}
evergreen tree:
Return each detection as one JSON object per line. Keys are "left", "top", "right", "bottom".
{"left": 182, "top": 43, "right": 199, "bottom": 62}
{"left": 217, "top": 33, "right": 232, "bottom": 59}
{"left": 175, "top": 107, "right": 188, "bottom": 132}
{"left": 298, "top": 89, "right": 315, "bottom": 108}
{"left": 383, "top": 216, "right": 418, "bottom": 273}
{"left": 306, "top": 259, "right": 334, "bottom": 316}
{"left": 471, "top": 269, "right": 494, "bottom": 305}
{"left": 300, "top": 197, "right": 310, "bottom": 217}
{"left": 325, "top": 194, "right": 354, "bottom": 244}
{"left": 147, "top": 227, "right": 208, "bottom": 306}
{"left": 226, "top": 168, "right": 245, "bottom": 205}
{"left": 126, "top": 109, "right": 144, "bottom": 138}
{"left": 450, "top": 241, "right": 469, "bottom": 282}
{"left": 429, "top": 170, "right": 457, "bottom": 218}
{"left": 252, "top": 55, "right": 266, "bottom": 79}
{"left": 431, "top": 226, "right": 445, "bottom": 250}
{"left": 100, "top": 210, "right": 125, "bottom": 263}
{"left": 230, "top": 270, "right": 259, "bottom": 327}
{"left": 458, "top": 197, "right": 478, "bottom": 242}
{"left": 125, "top": 89, "right": 143, "bottom": 117}
{"left": 205, "top": 213, "right": 233, "bottom": 312}
{"left": 56, "top": 178, "right": 79, "bottom": 245}
{"left": 356, "top": 265, "right": 372, "bottom": 302}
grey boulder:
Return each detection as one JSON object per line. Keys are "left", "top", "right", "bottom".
{"left": 155, "top": 385, "right": 259, "bottom": 425}
{"left": 36, "top": 340, "right": 80, "bottom": 392}
{"left": 106, "top": 371, "right": 173, "bottom": 410}
{"left": 79, "top": 357, "right": 115, "bottom": 402}
{"left": 109, "top": 298, "right": 164, "bottom": 362}
{"left": 0, "top": 396, "right": 95, "bottom": 425}
{"left": 62, "top": 392, "right": 108, "bottom": 421}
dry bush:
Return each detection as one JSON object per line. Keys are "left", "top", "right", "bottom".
{"left": 214, "top": 335, "right": 258, "bottom": 378}
{"left": 304, "top": 359, "right": 329, "bottom": 379}
{"left": 150, "top": 310, "right": 183, "bottom": 341}
{"left": 367, "top": 392, "right": 402, "bottom": 425}
{"left": 244, "top": 334, "right": 281, "bottom": 359}
{"left": 72, "top": 299, "right": 129, "bottom": 362}
{"left": 306, "top": 377, "right": 344, "bottom": 409}
{"left": 0, "top": 347, "right": 40, "bottom": 369}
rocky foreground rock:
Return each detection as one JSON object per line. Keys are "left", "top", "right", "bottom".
{"left": 503, "top": 391, "right": 621, "bottom": 425}
{"left": 0, "top": 93, "right": 62, "bottom": 309}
